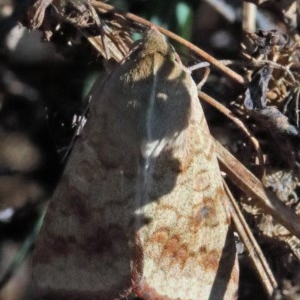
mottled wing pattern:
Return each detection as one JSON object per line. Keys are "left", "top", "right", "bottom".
{"left": 32, "top": 28, "right": 239, "bottom": 300}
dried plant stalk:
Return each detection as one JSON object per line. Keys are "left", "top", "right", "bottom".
{"left": 216, "top": 139, "right": 300, "bottom": 240}
{"left": 223, "top": 180, "right": 277, "bottom": 297}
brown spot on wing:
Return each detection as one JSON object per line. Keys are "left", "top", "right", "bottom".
{"left": 197, "top": 248, "right": 221, "bottom": 271}
{"left": 134, "top": 281, "right": 174, "bottom": 300}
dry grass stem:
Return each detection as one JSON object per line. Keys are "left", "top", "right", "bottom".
{"left": 216, "top": 139, "right": 300, "bottom": 240}
{"left": 223, "top": 180, "right": 277, "bottom": 297}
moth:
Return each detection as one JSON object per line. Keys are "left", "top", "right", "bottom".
{"left": 32, "top": 28, "right": 239, "bottom": 300}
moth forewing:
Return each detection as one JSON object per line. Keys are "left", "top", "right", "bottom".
{"left": 32, "top": 28, "right": 239, "bottom": 300}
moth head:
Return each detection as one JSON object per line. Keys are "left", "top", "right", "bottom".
{"left": 133, "top": 27, "right": 174, "bottom": 59}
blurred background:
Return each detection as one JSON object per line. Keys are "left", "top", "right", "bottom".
{"left": 0, "top": 0, "right": 299, "bottom": 299}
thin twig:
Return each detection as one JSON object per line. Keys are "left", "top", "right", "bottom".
{"left": 91, "top": 0, "right": 245, "bottom": 85}
{"left": 241, "top": 53, "right": 296, "bottom": 83}
{"left": 223, "top": 180, "right": 277, "bottom": 297}
{"left": 199, "top": 91, "right": 265, "bottom": 169}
